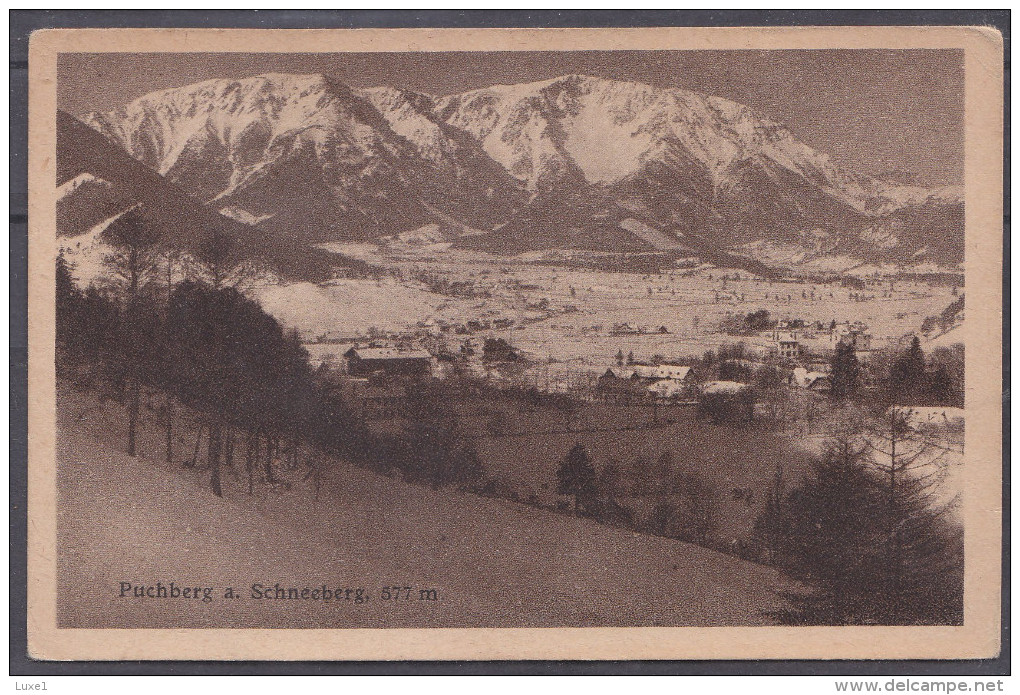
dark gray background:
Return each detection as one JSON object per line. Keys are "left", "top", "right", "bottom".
{"left": 9, "top": 9, "right": 1010, "bottom": 677}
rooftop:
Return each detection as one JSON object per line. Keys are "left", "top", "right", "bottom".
{"left": 345, "top": 347, "right": 432, "bottom": 360}
{"left": 701, "top": 380, "right": 751, "bottom": 394}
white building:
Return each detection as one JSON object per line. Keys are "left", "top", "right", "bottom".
{"left": 769, "top": 330, "right": 801, "bottom": 359}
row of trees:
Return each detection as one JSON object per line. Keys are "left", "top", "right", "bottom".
{"left": 830, "top": 336, "right": 964, "bottom": 407}
{"left": 920, "top": 294, "right": 965, "bottom": 335}
{"left": 57, "top": 227, "right": 484, "bottom": 497}
{"left": 555, "top": 443, "right": 718, "bottom": 546}
{"left": 57, "top": 247, "right": 338, "bottom": 496}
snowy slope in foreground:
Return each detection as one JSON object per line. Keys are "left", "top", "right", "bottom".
{"left": 57, "top": 387, "right": 788, "bottom": 630}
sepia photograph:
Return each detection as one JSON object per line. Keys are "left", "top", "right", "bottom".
{"left": 25, "top": 25, "right": 1004, "bottom": 662}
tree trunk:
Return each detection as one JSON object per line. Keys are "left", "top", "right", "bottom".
{"left": 164, "top": 256, "right": 175, "bottom": 465}
{"left": 887, "top": 410, "right": 901, "bottom": 623}
{"left": 127, "top": 377, "right": 140, "bottom": 457}
{"left": 187, "top": 423, "right": 204, "bottom": 468}
{"left": 209, "top": 422, "right": 223, "bottom": 497}
{"left": 164, "top": 392, "right": 174, "bottom": 464}
{"left": 246, "top": 431, "right": 257, "bottom": 495}
{"left": 224, "top": 427, "right": 234, "bottom": 469}
{"left": 264, "top": 433, "right": 276, "bottom": 483}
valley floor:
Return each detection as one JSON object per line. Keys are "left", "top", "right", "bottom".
{"left": 56, "top": 386, "right": 791, "bottom": 628}
{"left": 289, "top": 243, "right": 957, "bottom": 371}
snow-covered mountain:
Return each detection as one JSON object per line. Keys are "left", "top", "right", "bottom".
{"left": 436, "top": 74, "right": 962, "bottom": 258}
{"left": 73, "top": 72, "right": 964, "bottom": 268}
{"left": 56, "top": 109, "right": 346, "bottom": 283}
{"left": 83, "top": 74, "right": 526, "bottom": 244}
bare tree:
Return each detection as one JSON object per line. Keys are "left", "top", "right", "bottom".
{"left": 862, "top": 407, "right": 963, "bottom": 623}
{"left": 162, "top": 250, "right": 179, "bottom": 464}
{"left": 102, "top": 212, "right": 161, "bottom": 457}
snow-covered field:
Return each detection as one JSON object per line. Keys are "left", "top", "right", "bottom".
{"left": 56, "top": 385, "right": 791, "bottom": 628}
{"left": 255, "top": 278, "right": 445, "bottom": 337}
{"left": 282, "top": 243, "right": 958, "bottom": 371}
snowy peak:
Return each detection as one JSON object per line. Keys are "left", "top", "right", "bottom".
{"left": 436, "top": 72, "right": 951, "bottom": 225}
{"left": 435, "top": 74, "right": 808, "bottom": 190}
{"left": 84, "top": 73, "right": 399, "bottom": 203}
{"left": 71, "top": 72, "right": 963, "bottom": 267}
{"left": 84, "top": 73, "right": 527, "bottom": 242}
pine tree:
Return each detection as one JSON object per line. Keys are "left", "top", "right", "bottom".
{"left": 928, "top": 345, "right": 965, "bottom": 408}
{"left": 55, "top": 253, "right": 83, "bottom": 353}
{"left": 673, "top": 470, "right": 718, "bottom": 545}
{"left": 830, "top": 341, "right": 861, "bottom": 400}
{"left": 763, "top": 412, "right": 964, "bottom": 625}
{"left": 926, "top": 364, "right": 955, "bottom": 406}
{"left": 556, "top": 443, "right": 597, "bottom": 515}
{"left": 768, "top": 429, "right": 885, "bottom": 624}
{"left": 890, "top": 336, "right": 926, "bottom": 402}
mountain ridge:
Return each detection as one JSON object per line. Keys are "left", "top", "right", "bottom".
{"left": 71, "top": 72, "right": 964, "bottom": 268}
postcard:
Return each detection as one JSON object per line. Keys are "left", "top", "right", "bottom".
{"left": 26, "top": 25, "right": 1003, "bottom": 661}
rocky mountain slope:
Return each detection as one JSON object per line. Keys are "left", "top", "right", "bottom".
{"left": 82, "top": 74, "right": 527, "bottom": 245}
{"left": 57, "top": 109, "right": 350, "bottom": 282}
{"left": 71, "top": 72, "right": 964, "bottom": 269}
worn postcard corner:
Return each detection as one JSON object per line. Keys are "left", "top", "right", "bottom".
{"left": 26, "top": 24, "right": 1003, "bottom": 662}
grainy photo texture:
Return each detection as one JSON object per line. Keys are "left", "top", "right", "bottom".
{"left": 28, "top": 27, "right": 1003, "bottom": 661}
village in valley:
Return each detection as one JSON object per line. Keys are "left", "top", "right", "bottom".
{"left": 296, "top": 241, "right": 961, "bottom": 413}
{"left": 279, "top": 240, "right": 965, "bottom": 556}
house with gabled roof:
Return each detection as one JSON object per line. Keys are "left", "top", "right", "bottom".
{"left": 343, "top": 346, "right": 432, "bottom": 378}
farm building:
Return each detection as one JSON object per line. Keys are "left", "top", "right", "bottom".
{"left": 598, "top": 365, "right": 697, "bottom": 402}
{"left": 343, "top": 347, "right": 432, "bottom": 378}
{"left": 790, "top": 367, "right": 832, "bottom": 393}
{"left": 597, "top": 368, "right": 645, "bottom": 403}
{"left": 600, "top": 367, "right": 635, "bottom": 381}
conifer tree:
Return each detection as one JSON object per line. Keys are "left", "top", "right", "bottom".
{"left": 556, "top": 443, "right": 597, "bottom": 515}
{"left": 830, "top": 341, "right": 861, "bottom": 401}
{"left": 770, "top": 429, "right": 884, "bottom": 624}
{"left": 762, "top": 412, "right": 963, "bottom": 625}
{"left": 890, "top": 336, "right": 926, "bottom": 402}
